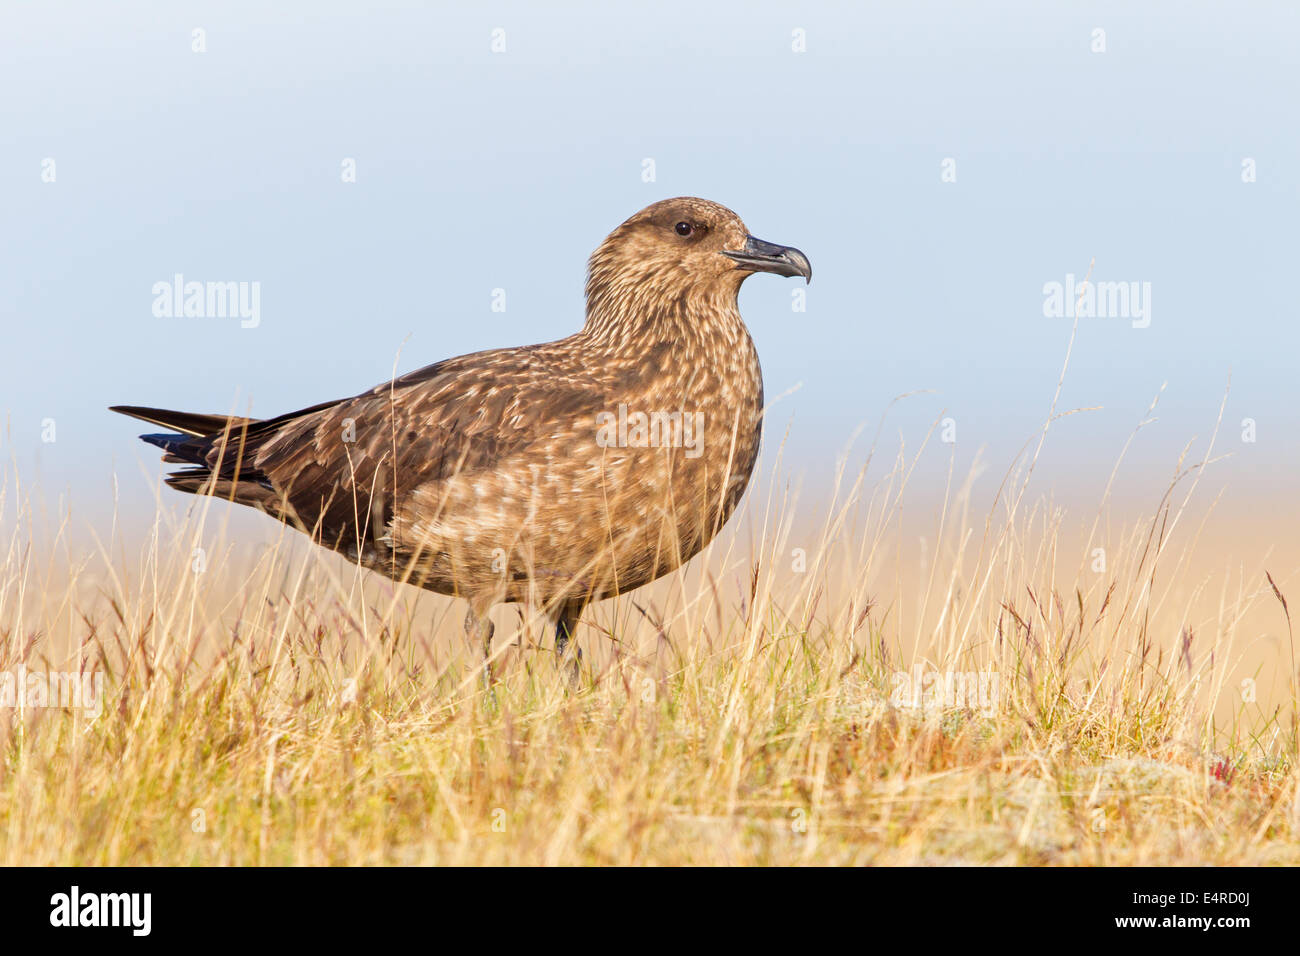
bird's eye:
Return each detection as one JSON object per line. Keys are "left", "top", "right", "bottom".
{"left": 674, "top": 221, "right": 694, "bottom": 237}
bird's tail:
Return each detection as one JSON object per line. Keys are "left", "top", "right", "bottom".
{"left": 109, "top": 404, "right": 272, "bottom": 500}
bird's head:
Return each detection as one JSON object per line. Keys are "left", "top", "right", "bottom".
{"left": 584, "top": 197, "right": 811, "bottom": 334}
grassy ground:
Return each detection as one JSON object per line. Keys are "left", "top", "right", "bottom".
{"left": 1, "top": 601, "right": 1295, "bottom": 866}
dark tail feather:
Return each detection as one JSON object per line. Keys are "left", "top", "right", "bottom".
{"left": 112, "top": 404, "right": 270, "bottom": 485}
{"left": 111, "top": 403, "right": 295, "bottom": 518}
{"left": 136, "top": 432, "right": 210, "bottom": 465}
{"left": 108, "top": 405, "right": 257, "bottom": 437}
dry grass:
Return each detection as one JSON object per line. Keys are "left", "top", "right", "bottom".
{"left": 1, "top": 396, "right": 1296, "bottom": 867}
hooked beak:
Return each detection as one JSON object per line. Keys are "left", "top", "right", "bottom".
{"left": 722, "top": 235, "right": 812, "bottom": 284}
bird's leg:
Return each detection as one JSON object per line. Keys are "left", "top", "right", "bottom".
{"left": 465, "top": 606, "right": 496, "bottom": 689}
{"left": 553, "top": 607, "right": 583, "bottom": 688}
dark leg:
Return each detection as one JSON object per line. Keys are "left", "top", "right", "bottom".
{"left": 465, "top": 606, "right": 496, "bottom": 687}
{"left": 553, "top": 605, "right": 583, "bottom": 688}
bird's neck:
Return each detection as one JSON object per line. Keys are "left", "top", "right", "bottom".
{"left": 581, "top": 282, "right": 750, "bottom": 352}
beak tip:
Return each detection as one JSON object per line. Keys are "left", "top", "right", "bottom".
{"left": 783, "top": 245, "right": 812, "bottom": 284}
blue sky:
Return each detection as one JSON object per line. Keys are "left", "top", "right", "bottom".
{"left": 2, "top": 0, "right": 1297, "bottom": 524}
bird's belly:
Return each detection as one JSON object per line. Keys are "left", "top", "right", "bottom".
{"left": 387, "top": 416, "right": 760, "bottom": 602}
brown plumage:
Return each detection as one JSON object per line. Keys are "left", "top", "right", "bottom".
{"left": 112, "top": 197, "right": 810, "bottom": 682}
